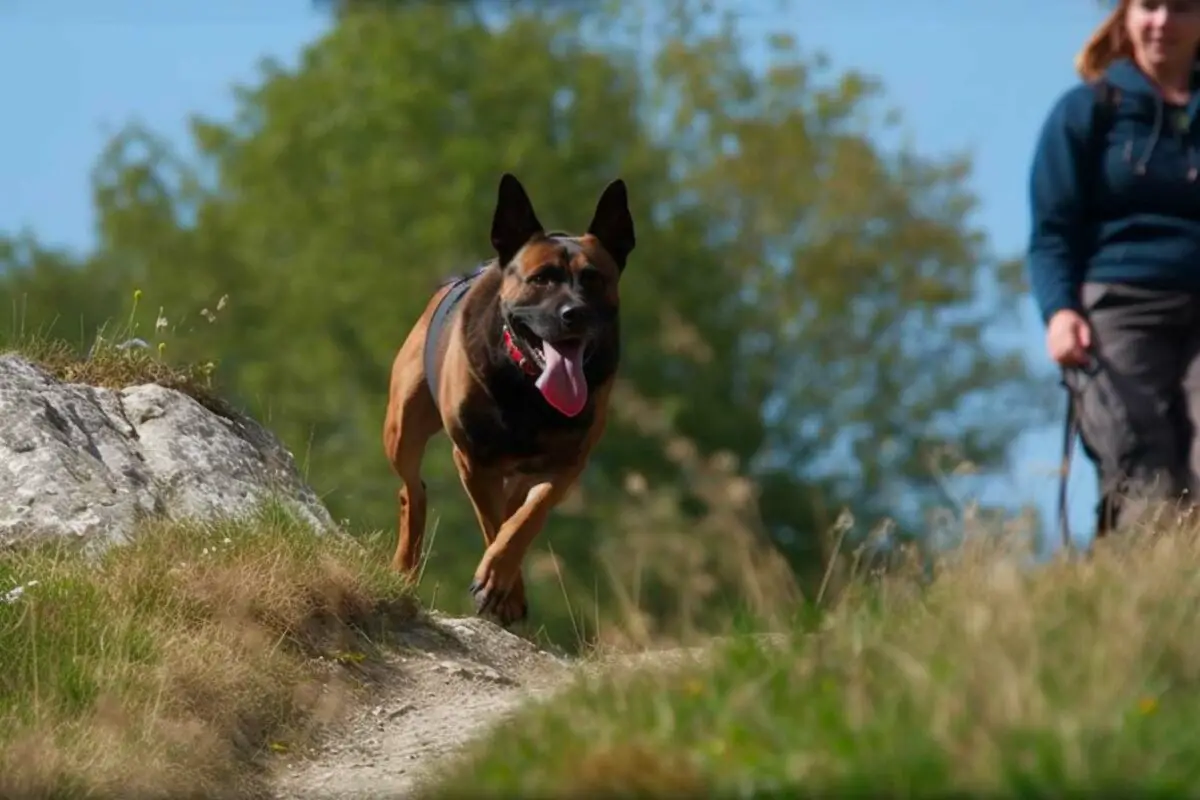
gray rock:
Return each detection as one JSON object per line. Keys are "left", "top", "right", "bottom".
{"left": 0, "top": 354, "right": 334, "bottom": 549}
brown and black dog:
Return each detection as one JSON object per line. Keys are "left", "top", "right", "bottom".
{"left": 382, "top": 173, "right": 635, "bottom": 627}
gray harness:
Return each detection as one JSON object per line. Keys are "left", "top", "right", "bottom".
{"left": 423, "top": 267, "right": 486, "bottom": 409}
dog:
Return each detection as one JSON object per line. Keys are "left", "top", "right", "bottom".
{"left": 382, "top": 173, "right": 635, "bottom": 627}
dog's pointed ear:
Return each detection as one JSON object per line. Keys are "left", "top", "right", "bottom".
{"left": 491, "top": 173, "right": 544, "bottom": 266}
{"left": 586, "top": 178, "right": 635, "bottom": 271}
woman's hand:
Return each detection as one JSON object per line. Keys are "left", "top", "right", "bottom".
{"left": 1046, "top": 309, "right": 1093, "bottom": 367}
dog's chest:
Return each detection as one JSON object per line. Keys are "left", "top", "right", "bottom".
{"left": 457, "top": 398, "right": 593, "bottom": 473}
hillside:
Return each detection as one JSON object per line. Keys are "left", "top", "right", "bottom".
{"left": 4, "top": 335, "right": 1199, "bottom": 798}
{"left": 405, "top": 527, "right": 1200, "bottom": 797}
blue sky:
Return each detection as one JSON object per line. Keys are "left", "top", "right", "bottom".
{"left": 0, "top": 0, "right": 1109, "bottom": 542}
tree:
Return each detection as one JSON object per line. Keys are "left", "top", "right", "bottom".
{"left": 0, "top": 0, "right": 1050, "bottom": 647}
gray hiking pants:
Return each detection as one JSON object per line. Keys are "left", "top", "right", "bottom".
{"left": 1065, "top": 282, "right": 1200, "bottom": 536}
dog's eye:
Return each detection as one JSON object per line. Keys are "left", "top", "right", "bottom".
{"left": 528, "top": 266, "right": 566, "bottom": 285}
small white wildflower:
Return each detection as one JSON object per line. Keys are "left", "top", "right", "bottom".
{"left": 2, "top": 580, "right": 39, "bottom": 605}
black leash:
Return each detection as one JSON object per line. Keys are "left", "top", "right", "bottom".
{"left": 1057, "top": 370, "right": 1080, "bottom": 552}
{"left": 1056, "top": 350, "right": 1102, "bottom": 553}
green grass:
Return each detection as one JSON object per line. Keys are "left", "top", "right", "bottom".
{"left": 417, "top": 524, "right": 1200, "bottom": 798}
{"left": 0, "top": 499, "right": 418, "bottom": 800}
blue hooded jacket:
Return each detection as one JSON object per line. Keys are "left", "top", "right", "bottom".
{"left": 1026, "top": 57, "right": 1200, "bottom": 323}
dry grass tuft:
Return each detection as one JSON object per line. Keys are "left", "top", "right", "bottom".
{"left": 7, "top": 332, "right": 229, "bottom": 417}
{"left": 0, "top": 504, "right": 417, "bottom": 799}
{"left": 579, "top": 380, "right": 804, "bottom": 654}
{"left": 565, "top": 741, "right": 708, "bottom": 798}
{"left": 2, "top": 289, "right": 232, "bottom": 417}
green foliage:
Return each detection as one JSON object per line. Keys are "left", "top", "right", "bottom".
{"left": 0, "top": 0, "right": 1048, "bottom": 649}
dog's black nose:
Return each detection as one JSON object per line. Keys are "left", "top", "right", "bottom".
{"left": 559, "top": 304, "right": 587, "bottom": 327}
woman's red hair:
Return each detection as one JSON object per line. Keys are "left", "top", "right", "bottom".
{"left": 1075, "top": 0, "right": 1133, "bottom": 82}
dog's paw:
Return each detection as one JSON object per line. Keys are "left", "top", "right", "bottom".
{"left": 469, "top": 576, "right": 528, "bottom": 628}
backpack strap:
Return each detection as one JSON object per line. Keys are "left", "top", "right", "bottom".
{"left": 1089, "top": 79, "right": 1113, "bottom": 179}
{"left": 1088, "top": 78, "right": 1121, "bottom": 179}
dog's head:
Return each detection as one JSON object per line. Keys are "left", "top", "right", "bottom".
{"left": 489, "top": 173, "right": 635, "bottom": 417}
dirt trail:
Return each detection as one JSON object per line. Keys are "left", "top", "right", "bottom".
{"left": 271, "top": 613, "right": 719, "bottom": 800}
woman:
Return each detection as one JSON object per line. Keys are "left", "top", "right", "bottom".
{"left": 1027, "top": 0, "right": 1200, "bottom": 542}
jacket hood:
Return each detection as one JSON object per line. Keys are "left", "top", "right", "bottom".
{"left": 1103, "top": 57, "right": 1200, "bottom": 112}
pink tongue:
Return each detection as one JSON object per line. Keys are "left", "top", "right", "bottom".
{"left": 535, "top": 340, "right": 588, "bottom": 417}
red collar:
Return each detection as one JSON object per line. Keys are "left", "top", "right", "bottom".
{"left": 502, "top": 323, "right": 542, "bottom": 377}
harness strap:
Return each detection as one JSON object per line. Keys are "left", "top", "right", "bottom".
{"left": 424, "top": 267, "right": 486, "bottom": 409}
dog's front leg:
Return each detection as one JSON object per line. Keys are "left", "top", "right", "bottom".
{"left": 469, "top": 466, "right": 583, "bottom": 624}
{"left": 471, "top": 383, "right": 612, "bottom": 625}
{"left": 452, "top": 446, "right": 531, "bottom": 625}
{"left": 452, "top": 446, "right": 506, "bottom": 544}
